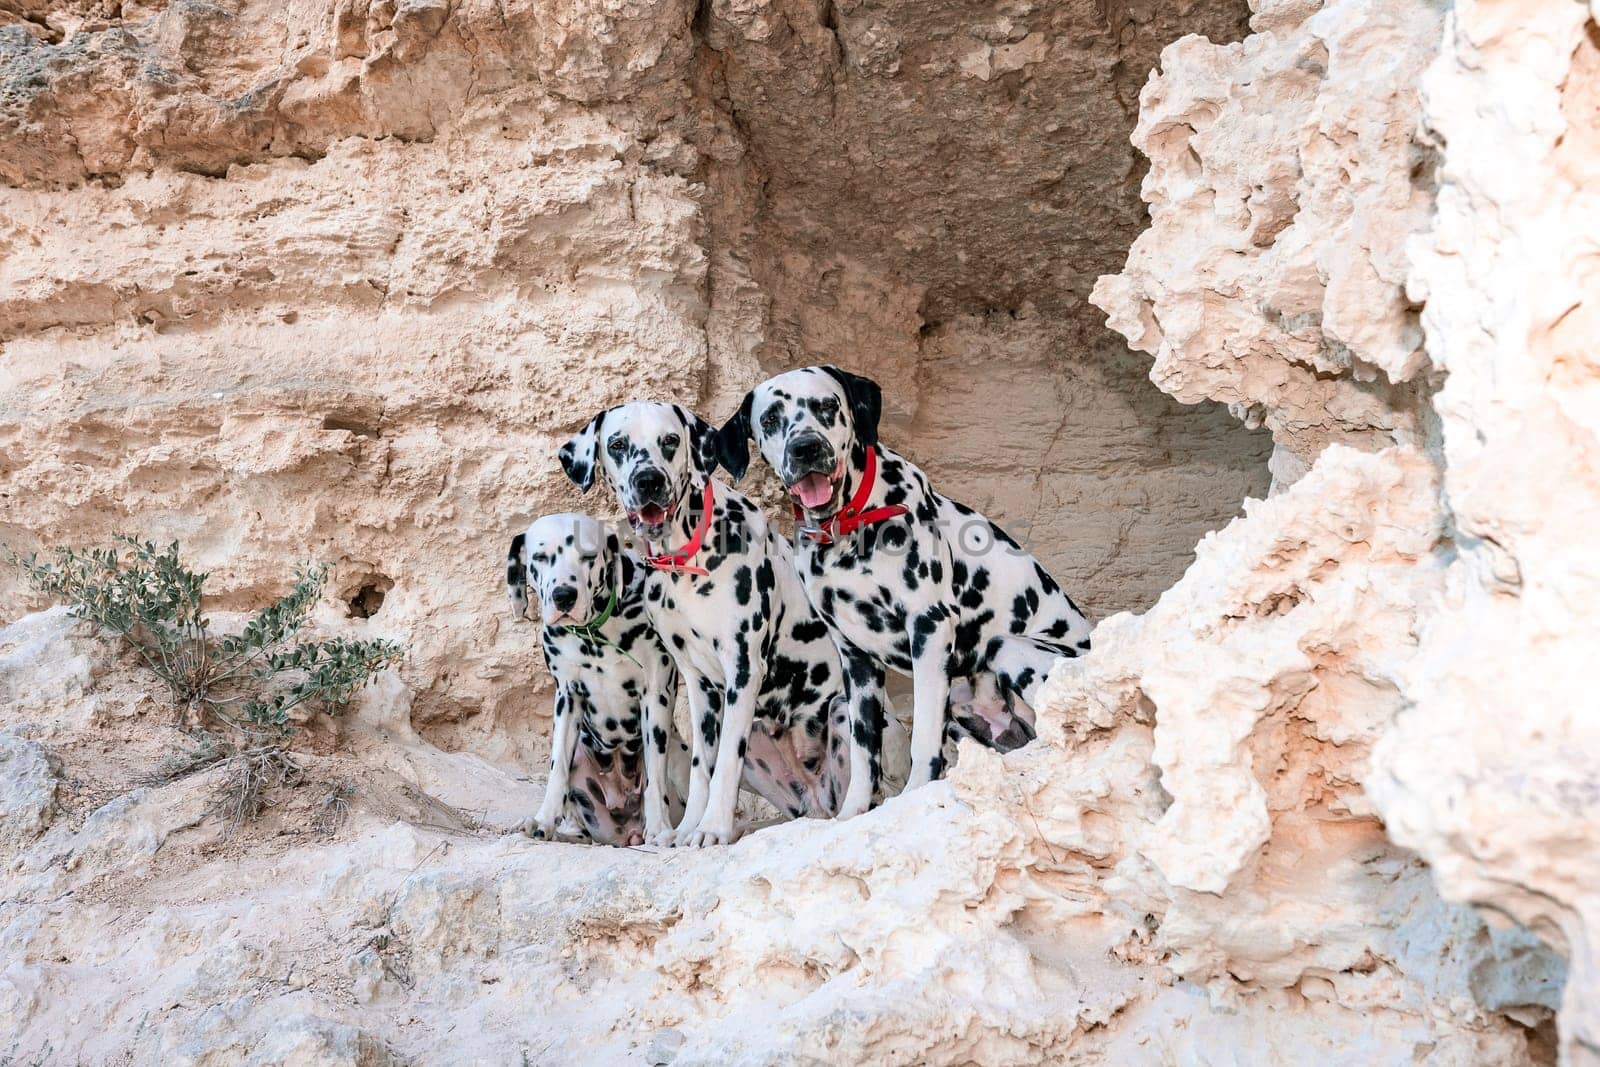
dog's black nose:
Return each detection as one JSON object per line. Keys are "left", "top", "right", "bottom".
{"left": 787, "top": 434, "right": 833, "bottom": 471}
{"left": 632, "top": 467, "right": 667, "bottom": 499}
{"left": 551, "top": 585, "right": 578, "bottom": 611}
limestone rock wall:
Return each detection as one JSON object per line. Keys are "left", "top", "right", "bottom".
{"left": 1372, "top": 4, "right": 1600, "bottom": 1057}
{"left": 1091, "top": 0, "right": 1443, "bottom": 485}
{"left": 0, "top": 0, "right": 1272, "bottom": 767}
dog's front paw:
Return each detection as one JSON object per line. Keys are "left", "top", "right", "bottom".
{"left": 681, "top": 822, "right": 734, "bottom": 848}
{"left": 832, "top": 797, "right": 871, "bottom": 822}
{"left": 523, "top": 814, "right": 557, "bottom": 840}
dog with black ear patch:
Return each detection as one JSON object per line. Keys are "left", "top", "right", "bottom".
{"left": 559, "top": 402, "right": 850, "bottom": 847}
{"left": 508, "top": 513, "right": 688, "bottom": 845}
{"left": 717, "top": 366, "right": 1093, "bottom": 819}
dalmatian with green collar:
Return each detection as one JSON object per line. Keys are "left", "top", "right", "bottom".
{"left": 716, "top": 366, "right": 1093, "bottom": 819}
{"left": 558, "top": 402, "right": 850, "bottom": 847}
{"left": 507, "top": 512, "right": 689, "bottom": 846}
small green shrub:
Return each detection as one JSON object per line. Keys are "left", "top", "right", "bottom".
{"left": 6, "top": 537, "right": 404, "bottom": 736}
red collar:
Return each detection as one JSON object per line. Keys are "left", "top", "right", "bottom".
{"left": 795, "top": 446, "right": 909, "bottom": 544}
{"left": 645, "top": 482, "right": 714, "bottom": 576}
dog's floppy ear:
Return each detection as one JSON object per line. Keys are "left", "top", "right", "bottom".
{"left": 714, "top": 390, "right": 754, "bottom": 483}
{"left": 672, "top": 404, "right": 721, "bottom": 481}
{"left": 821, "top": 366, "right": 883, "bottom": 447}
{"left": 558, "top": 409, "right": 609, "bottom": 492}
{"left": 507, "top": 531, "right": 528, "bottom": 619}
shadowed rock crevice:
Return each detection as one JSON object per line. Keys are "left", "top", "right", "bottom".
{"left": 688, "top": 0, "right": 1272, "bottom": 619}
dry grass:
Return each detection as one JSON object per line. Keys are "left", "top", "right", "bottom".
{"left": 133, "top": 732, "right": 229, "bottom": 788}
{"left": 312, "top": 780, "right": 355, "bottom": 837}
{"left": 211, "top": 746, "right": 304, "bottom": 834}
{"left": 135, "top": 733, "right": 304, "bottom": 836}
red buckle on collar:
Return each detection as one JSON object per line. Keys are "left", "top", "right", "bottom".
{"left": 794, "top": 446, "right": 909, "bottom": 544}
{"left": 646, "top": 482, "right": 715, "bottom": 576}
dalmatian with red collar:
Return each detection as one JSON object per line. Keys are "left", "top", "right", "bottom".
{"left": 559, "top": 402, "right": 850, "bottom": 847}
{"left": 716, "top": 366, "right": 1093, "bottom": 819}
{"left": 508, "top": 513, "right": 689, "bottom": 845}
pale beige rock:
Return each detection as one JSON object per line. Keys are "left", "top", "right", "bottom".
{"left": 0, "top": 0, "right": 698, "bottom": 187}
{"left": 0, "top": 606, "right": 99, "bottom": 716}
{"left": 0, "top": 735, "right": 58, "bottom": 846}
{"left": 1030, "top": 445, "right": 1552, "bottom": 1062}
{"left": 1091, "top": 0, "right": 1443, "bottom": 481}
{"left": 1091, "top": 0, "right": 1598, "bottom": 1060}
{"left": 1368, "top": 3, "right": 1600, "bottom": 1061}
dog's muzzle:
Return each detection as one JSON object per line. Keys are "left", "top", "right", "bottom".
{"left": 784, "top": 434, "right": 841, "bottom": 512}
{"left": 625, "top": 466, "right": 674, "bottom": 530}
{"left": 630, "top": 467, "right": 667, "bottom": 502}
{"left": 784, "top": 434, "right": 834, "bottom": 478}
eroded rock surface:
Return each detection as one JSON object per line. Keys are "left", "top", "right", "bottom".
{"left": 1091, "top": 0, "right": 1443, "bottom": 484}
{"left": 1093, "top": 0, "right": 1599, "bottom": 1060}
{"left": 0, "top": 602, "right": 1561, "bottom": 1064}
{"left": 1371, "top": 4, "right": 1600, "bottom": 1058}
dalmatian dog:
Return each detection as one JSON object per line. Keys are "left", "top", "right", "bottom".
{"left": 508, "top": 512, "right": 689, "bottom": 846}
{"left": 716, "top": 366, "right": 1093, "bottom": 819}
{"left": 559, "top": 402, "right": 851, "bottom": 847}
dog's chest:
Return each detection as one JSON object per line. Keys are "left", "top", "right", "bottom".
{"left": 649, "top": 588, "right": 723, "bottom": 676}
{"left": 643, "top": 526, "right": 843, "bottom": 704}
{"left": 544, "top": 632, "right": 647, "bottom": 746}
{"left": 799, "top": 531, "right": 941, "bottom": 665}
{"left": 643, "top": 556, "right": 760, "bottom": 678}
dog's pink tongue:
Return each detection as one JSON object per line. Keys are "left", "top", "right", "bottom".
{"left": 792, "top": 473, "right": 833, "bottom": 510}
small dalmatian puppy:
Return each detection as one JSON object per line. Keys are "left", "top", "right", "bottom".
{"left": 717, "top": 366, "right": 1093, "bottom": 819}
{"left": 559, "top": 402, "right": 849, "bottom": 847}
{"left": 508, "top": 512, "right": 688, "bottom": 846}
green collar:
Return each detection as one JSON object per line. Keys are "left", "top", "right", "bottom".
{"left": 561, "top": 587, "right": 640, "bottom": 667}
{"left": 567, "top": 586, "right": 618, "bottom": 636}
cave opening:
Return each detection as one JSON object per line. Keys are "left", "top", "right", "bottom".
{"left": 696, "top": 0, "right": 1273, "bottom": 619}
{"left": 348, "top": 576, "right": 393, "bottom": 620}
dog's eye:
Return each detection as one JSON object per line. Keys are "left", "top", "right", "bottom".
{"left": 760, "top": 408, "right": 781, "bottom": 434}
{"left": 816, "top": 397, "right": 839, "bottom": 416}
{"left": 607, "top": 436, "right": 626, "bottom": 457}
{"left": 660, "top": 434, "right": 680, "bottom": 459}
